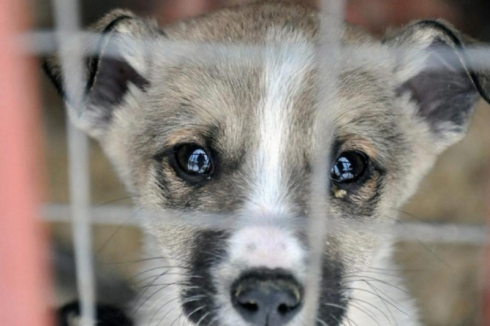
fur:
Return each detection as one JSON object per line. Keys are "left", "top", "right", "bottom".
{"left": 45, "top": 1, "right": 489, "bottom": 325}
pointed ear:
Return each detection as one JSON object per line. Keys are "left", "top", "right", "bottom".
{"left": 384, "top": 20, "right": 490, "bottom": 149}
{"left": 43, "top": 9, "right": 156, "bottom": 138}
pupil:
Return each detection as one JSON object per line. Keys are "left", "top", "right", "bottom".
{"left": 331, "top": 151, "right": 366, "bottom": 183}
{"left": 334, "top": 156, "right": 354, "bottom": 180}
{"left": 334, "top": 156, "right": 355, "bottom": 181}
{"left": 187, "top": 148, "right": 210, "bottom": 174}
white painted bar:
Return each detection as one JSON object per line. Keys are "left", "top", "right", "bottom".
{"left": 305, "top": 1, "right": 347, "bottom": 325}
{"left": 42, "top": 204, "right": 488, "bottom": 245}
{"left": 51, "top": 0, "right": 96, "bottom": 325}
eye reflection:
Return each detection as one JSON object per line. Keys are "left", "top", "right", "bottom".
{"left": 188, "top": 148, "right": 211, "bottom": 174}
{"left": 175, "top": 144, "right": 213, "bottom": 177}
{"left": 330, "top": 151, "right": 368, "bottom": 183}
{"left": 333, "top": 157, "right": 354, "bottom": 181}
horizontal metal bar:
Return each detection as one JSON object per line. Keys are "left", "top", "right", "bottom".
{"left": 42, "top": 204, "right": 489, "bottom": 245}
{"left": 395, "top": 221, "right": 488, "bottom": 246}
{"left": 14, "top": 31, "right": 490, "bottom": 72}
{"left": 42, "top": 204, "right": 141, "bottom": 226}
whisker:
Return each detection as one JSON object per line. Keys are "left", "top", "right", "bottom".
{"left": 321, "top": 303, "right": 360, "bottom": 326}
{"left": 100, "top": 256, "right": 171, "bottom": 265}
{"left": 347, "top": 300, "right": 384, "bottom": 326}
{"left": 148, "top": 295, "right": 182, "bottom": 326}
{"left": 368, "top": 266, "right": 429, "bottom": 274}
{"left": 360, "top": 284, "right": 399, "bottom": 326}
{"left": 134, "top": 282, "right": 195, "bottom": 290}
{"left": 96, "top": 207, "right": 142, "bottom": 255}
{"left": 156, "top": 295, "right": 206, "bottom": 326}
{"left": 344, "top": 270, "right": 405, "bottom": 278}
{"left": 315, "top": 316, "right": 328, "bottom": 326}
{"left": 132, "top": 271, "right": 202, "bottom": 287}
{"left": 94, "top": 195, "right": 138, "bottom": 207}
{"left": 129, "top": 266, "right": 183, "bottom": 283}
{"left": 206, "top": 314, "right": 220, "bottom": 326}
{"left": 195, "top": 311, "right": 211, "bottom": 326}
{"left": 350, "top": 298, "right": 392, "bottom": 325}
{"left": 342, "top": 275, "right": 409, "bottom": 295}
{"left": 169, "top": 310, "right": 184, "bottom": 326}
{"left": 344, "top": 286, "right": 399, "bottom": 324}
{"left": 362, "top": 281, "right": 411, "bottom": 317}
{"left": 131, "top": 270, "right": 173, "bottom": 315}
{"left": 386, "top": 212, "right": 451, "bottom": 267}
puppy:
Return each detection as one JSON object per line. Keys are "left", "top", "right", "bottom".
{"left": 45, "top": 1, "right": 490, "bottom": 325}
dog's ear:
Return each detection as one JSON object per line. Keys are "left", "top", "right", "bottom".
{"left": 384, "top": 20, "right": 490, "bottom": 149}
{"left": 43, "top": 9, "right": 156, "bottom": 138}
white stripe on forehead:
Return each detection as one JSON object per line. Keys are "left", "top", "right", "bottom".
{"left": 246, "top": 30, "right": 314, "bottom": 217}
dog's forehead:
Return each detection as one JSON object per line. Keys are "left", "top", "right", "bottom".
{"left": 145, "top": 61, "right": 399, "bottom": 160}
{"left": 136, "top": 3, "right": 402, "bottom": 168}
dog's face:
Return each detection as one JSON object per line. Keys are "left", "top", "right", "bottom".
{"left": 45, "top": 2, "right": 488, "bottom": 326}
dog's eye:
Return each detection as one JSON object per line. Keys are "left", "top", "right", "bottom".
{"left": 330, "top": 151, "right": 368, "bottom": 183}
{"left": 175, "top": 144, "right": 213, "bottom": 176}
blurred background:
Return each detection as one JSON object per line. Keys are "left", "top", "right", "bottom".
{"left": 33, "top": 0, "right": 490, "bottom": 325}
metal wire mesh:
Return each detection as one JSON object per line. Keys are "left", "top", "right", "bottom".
{"left": 6, "top": 0, "right": 490, "bottom": 325}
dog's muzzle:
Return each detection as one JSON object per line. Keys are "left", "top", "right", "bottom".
{"left": 231, "top": 269, "right": 303, "bottom": 326}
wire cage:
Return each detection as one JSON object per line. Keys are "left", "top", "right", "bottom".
{"left": 2, "top": 0, "right": 490, "bottom": 326}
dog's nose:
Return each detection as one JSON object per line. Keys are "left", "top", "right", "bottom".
{"left": 231, "top": 269, "right": 303, "bottom": 326}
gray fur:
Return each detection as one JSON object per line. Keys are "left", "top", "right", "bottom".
{"left": 45, "top": 1, "right": 488, "bottom": 325}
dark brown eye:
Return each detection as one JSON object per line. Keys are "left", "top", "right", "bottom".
{"left": 175, "top": 144, "right": 213, "bottom": 176}
{"left": 330, "top": 151, "right": 368, "bottom": 183}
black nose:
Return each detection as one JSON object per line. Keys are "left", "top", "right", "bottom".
{"left": 231, "top": 269, "right": 303, "bottom": 326}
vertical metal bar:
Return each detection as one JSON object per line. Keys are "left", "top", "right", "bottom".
{"left": 305, "top": 1, "right": 346, "bottom": 325}
{"left": 0, "top": 1, "right": 52, "bottom": 326}
{"left": 51, "top": 0, "right": 96, "bottom": 325}
{"left": 484, "top": 161, "right": 490, "bottom": 324}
